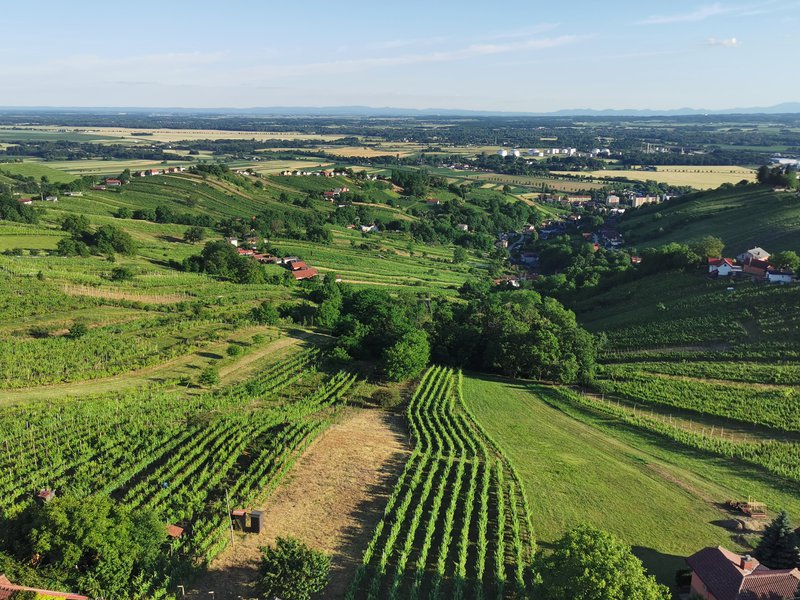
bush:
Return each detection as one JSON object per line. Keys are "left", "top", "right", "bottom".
{"left": 198, "top": 367, "right": 220, "bottom": 386}
{"left": 258, "top": 537, "right": 330, "bottom": 600}
{"left": 66, "top": 322, "right": 88, "bottom": 339}
{"left": 226, "top": 344, "right": 243, "bottom": 357}
{"left": 110, "top": 266, "right": 134, "bottom": 281}
{"left": 371, "top": 387, "right": 402, "bottom": 409}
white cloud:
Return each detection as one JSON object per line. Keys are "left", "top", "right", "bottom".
{"left": 639, "top": 3, "right": 727, "bottom": 25}
{"left": 706, "top": 36, "right": 741, "bottom": 46}
{"left": 244, "top": 35, "right": 579, "bottom": 79}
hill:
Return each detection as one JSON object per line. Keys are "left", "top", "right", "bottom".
{"left": 619, "top": 185, "right": 800, "bottom": 255}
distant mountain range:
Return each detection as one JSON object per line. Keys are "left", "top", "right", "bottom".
{"left": 1, "top": 103, "right": 799, "bottom": 117}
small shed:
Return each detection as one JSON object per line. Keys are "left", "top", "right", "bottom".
{"left": 37, "top": 489, "right": 56, "bottom": 503}
{"left": 166, "top": 524, "right": 184, "bottom": 539}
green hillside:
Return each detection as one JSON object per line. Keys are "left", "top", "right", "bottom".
{"left": 620, "top": 185, "right": 800, "bottom": 255}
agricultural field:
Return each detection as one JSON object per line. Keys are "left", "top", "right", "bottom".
{"left": 463, "top": 376, "right": 800, "bottom": 585}
{"left": 563, "top": 166, "right": 756, "bottom": 189}
{"left": 619, "top": 185, "right": 800, "bottom": 254}
{"left": 349, "top": 366, "right": 534, "bottom": 599}
{"left": 0, "top": 161, "right": 78, "bottom": 183}
{"left": 0, "top": 347, "right": 360, "bottom": 596}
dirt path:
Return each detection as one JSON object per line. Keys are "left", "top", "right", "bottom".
{"left": 188, "top": 409, "right": 409, "bottom": 599}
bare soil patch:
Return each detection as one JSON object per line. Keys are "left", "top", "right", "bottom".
{"left": 188, "top": 409, "right": 409, "bottom": 599}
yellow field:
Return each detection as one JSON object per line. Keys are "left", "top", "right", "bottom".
{"left": 563, "top": 166, "right": 757, "bottom": 189}
{"left": 324, "top": 145, "right": 415, "bottom": 158}
{"left": 0, "top": 125, "right": 348, "bottom": 143}
{"left": 40, "top": 158, "right": 191, "bottom": 175}
{"left": 249, "top": 159, "right": 335, "bottom": 174}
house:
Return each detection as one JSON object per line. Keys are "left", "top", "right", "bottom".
{"left": 16, "top": 198, "right": 33, "bottom": 205}
{"left": 630, "top": 255, "right": 642, "bottom": 265}
{"left": 291, "top": 267, "right": 318, "bottom": 280}
{"left": 457, "top": 223, "right": 469, "bottom": 232}
{"left": 105, "top": 179, "right": 122, "bottom": 186}
{"left": 493, "top": 276, "right": 520, "bottom": 288}
{"left": 743, "top": 259, "right": 771, "bottom": 279}
{"left": 631, "top": 195, "right": 660, "bottom": 208}
{"left": 91, "top": 185, "right": 107, "bottom": 190}
{"left": 227, "top": 237, "right": 239, "bottom": 247}
{"left": 288, "top": 260, "right": 309, "bottom": 271}
{"left": 686, "top": 546, "right": 800, "bottom": 600}
{"left": 738, "top": 247, "right": 771, "bottom": 263}
{"left": 708, "top": 258, "right": 741, "bottom": 277}
{"left": 766, "top": 269, "right": 794, "bottom": 284}
{"left": 606, "top": 194, "right": 620, "bottom": 205}
{"left": 569, "top": 195, "right": 592, "bottom": 205}
{"left": 360, "top": 224, "right": 379, "bottom": 233}
{"left": 44, "top": 195, "right": 58, "bottom": 202}
{"left": 426, "top": 199, "right": 441, "bottom": 206}
{"left": 63, "top": 191, "right": 83, "bottom": 197}
{"left": 0, "top": 574, "right": 88, "bottom": 600}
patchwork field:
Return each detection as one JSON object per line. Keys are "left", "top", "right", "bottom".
{"left": 563, "top": 166, "right": 757, "bottom": 189}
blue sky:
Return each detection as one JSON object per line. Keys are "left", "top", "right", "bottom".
{"left": 2, "top": 0, "right": 798, "bottom": 111}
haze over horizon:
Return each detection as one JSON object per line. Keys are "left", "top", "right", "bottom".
{"left": 4, "top": 0, "right": 800, "bottom": 112}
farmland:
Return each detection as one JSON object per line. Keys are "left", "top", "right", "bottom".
{"left": 563, "top": 166, "right": 756, "bottom": 189}
{"left": 349, "top": 367, "right": 534, "bottom": 599}
{"left": 619, "top": 185, "right": 800, "bottom": 254}
{"left": 1, "top": 111, "right": 799, "bottom": 599}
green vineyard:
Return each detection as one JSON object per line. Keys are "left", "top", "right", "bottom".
{"left": 0, "top": 348, "right": 357, "bottom": 597}
{"left": 348, "top": 366, "right": 535, "bottom": 600}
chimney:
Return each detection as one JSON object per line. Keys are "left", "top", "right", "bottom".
{"left": 741, "top": 554, "right": 758, "bottom": 572}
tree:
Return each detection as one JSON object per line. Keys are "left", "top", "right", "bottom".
{"left": 535, "top": 525, "right": 671, "bottom": 600}
{"left": 771, "top": 250, "right": 800, "bottom": 273}
{"left": 114, "top": 207, "right": 132, "bottom": 219}
{"left": 689, "top": 235, "right": 725, "bottom": 259}
{"left": 382, "top": 329, "right": 430, "bottom": 382}
{"left": 453, "top": 246, "right": 468, "bottom": 263}
{"left": 252, "top": 301, "right": 280, "bottom": 325}
{"left": 30, "top": 495, "right": 163, "bottom": 598}
{"left": 258, "top": 537, "right": 330, "bottom": 600}
{"left": 754, "top": 511, "right": 800, "bottom": 569}
{"left": 61, "top": 214, "right": 90, "bottom": 237}
{"left": 183, "top": 225, "right": 205, "bottom": 244}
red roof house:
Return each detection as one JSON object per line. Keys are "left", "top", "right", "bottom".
{"left": 0, "top": 574, "right": 88, "bottom": 600}
{"left": 288, "top": 261, "right": 308, "bottom": 271}
{"left": 291, "top": 267, "right": 318, "bottom": 280}
{"left": 743, "top": 259, "right": 771, "bottom": 279}
{"left": 17, "top": 198, "right": 33, "bottom": 205}
{"left": 686, "top": 546, "right": 800, "bottom": 600}
{"left": 104, "top": 179, "right": 122, "bottom": 186}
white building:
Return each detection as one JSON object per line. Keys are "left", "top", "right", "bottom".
{"left": 737, "top": 247, "right": 771, "bottom": 263}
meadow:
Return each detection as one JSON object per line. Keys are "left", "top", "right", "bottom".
{"left": 462, "top": 375, "right": 800, "bottom": 584}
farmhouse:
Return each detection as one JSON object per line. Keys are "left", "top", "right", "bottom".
{"left": 708, "top": 258, "right": 741, "bottom": 277}
{"left": 738, "top": 247, "right": 771, "bottom": 263}
{"left": 743, "top": 259, "right": 771, "bottom": 279}
{"left": 104, "top": 178, "right": 122, "bottom": 186}
{"left": 285, "top": 259, "right": 318, "bottom": 280}
{"left": 0, "top": 574, "right": 88, "bottom": 600}
{"left": 686, "top": 546, "right": 800, "bottom": 600}
{"left": 16, "top": 198, "right": 32, "bottom": 205}
{"left": 766, "top": 269, "right": 794, "bottom": 284}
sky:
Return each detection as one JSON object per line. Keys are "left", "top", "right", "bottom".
{"left": 2, "top": 0, "right": 799, "bottom": 112}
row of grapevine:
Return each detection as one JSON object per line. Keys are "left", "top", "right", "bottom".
{"left": 348, "top": 366, "right": 535, "bottom": 599}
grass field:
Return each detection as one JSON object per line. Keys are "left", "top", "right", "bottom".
{"left": 563, "top": 166, "right": 757, "bottom": 189}
{"left": 0, "top": 162, "right": 78, "bottom": 183}
{"left": 463, "top": 374, "right": 800, "bottom": 584}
